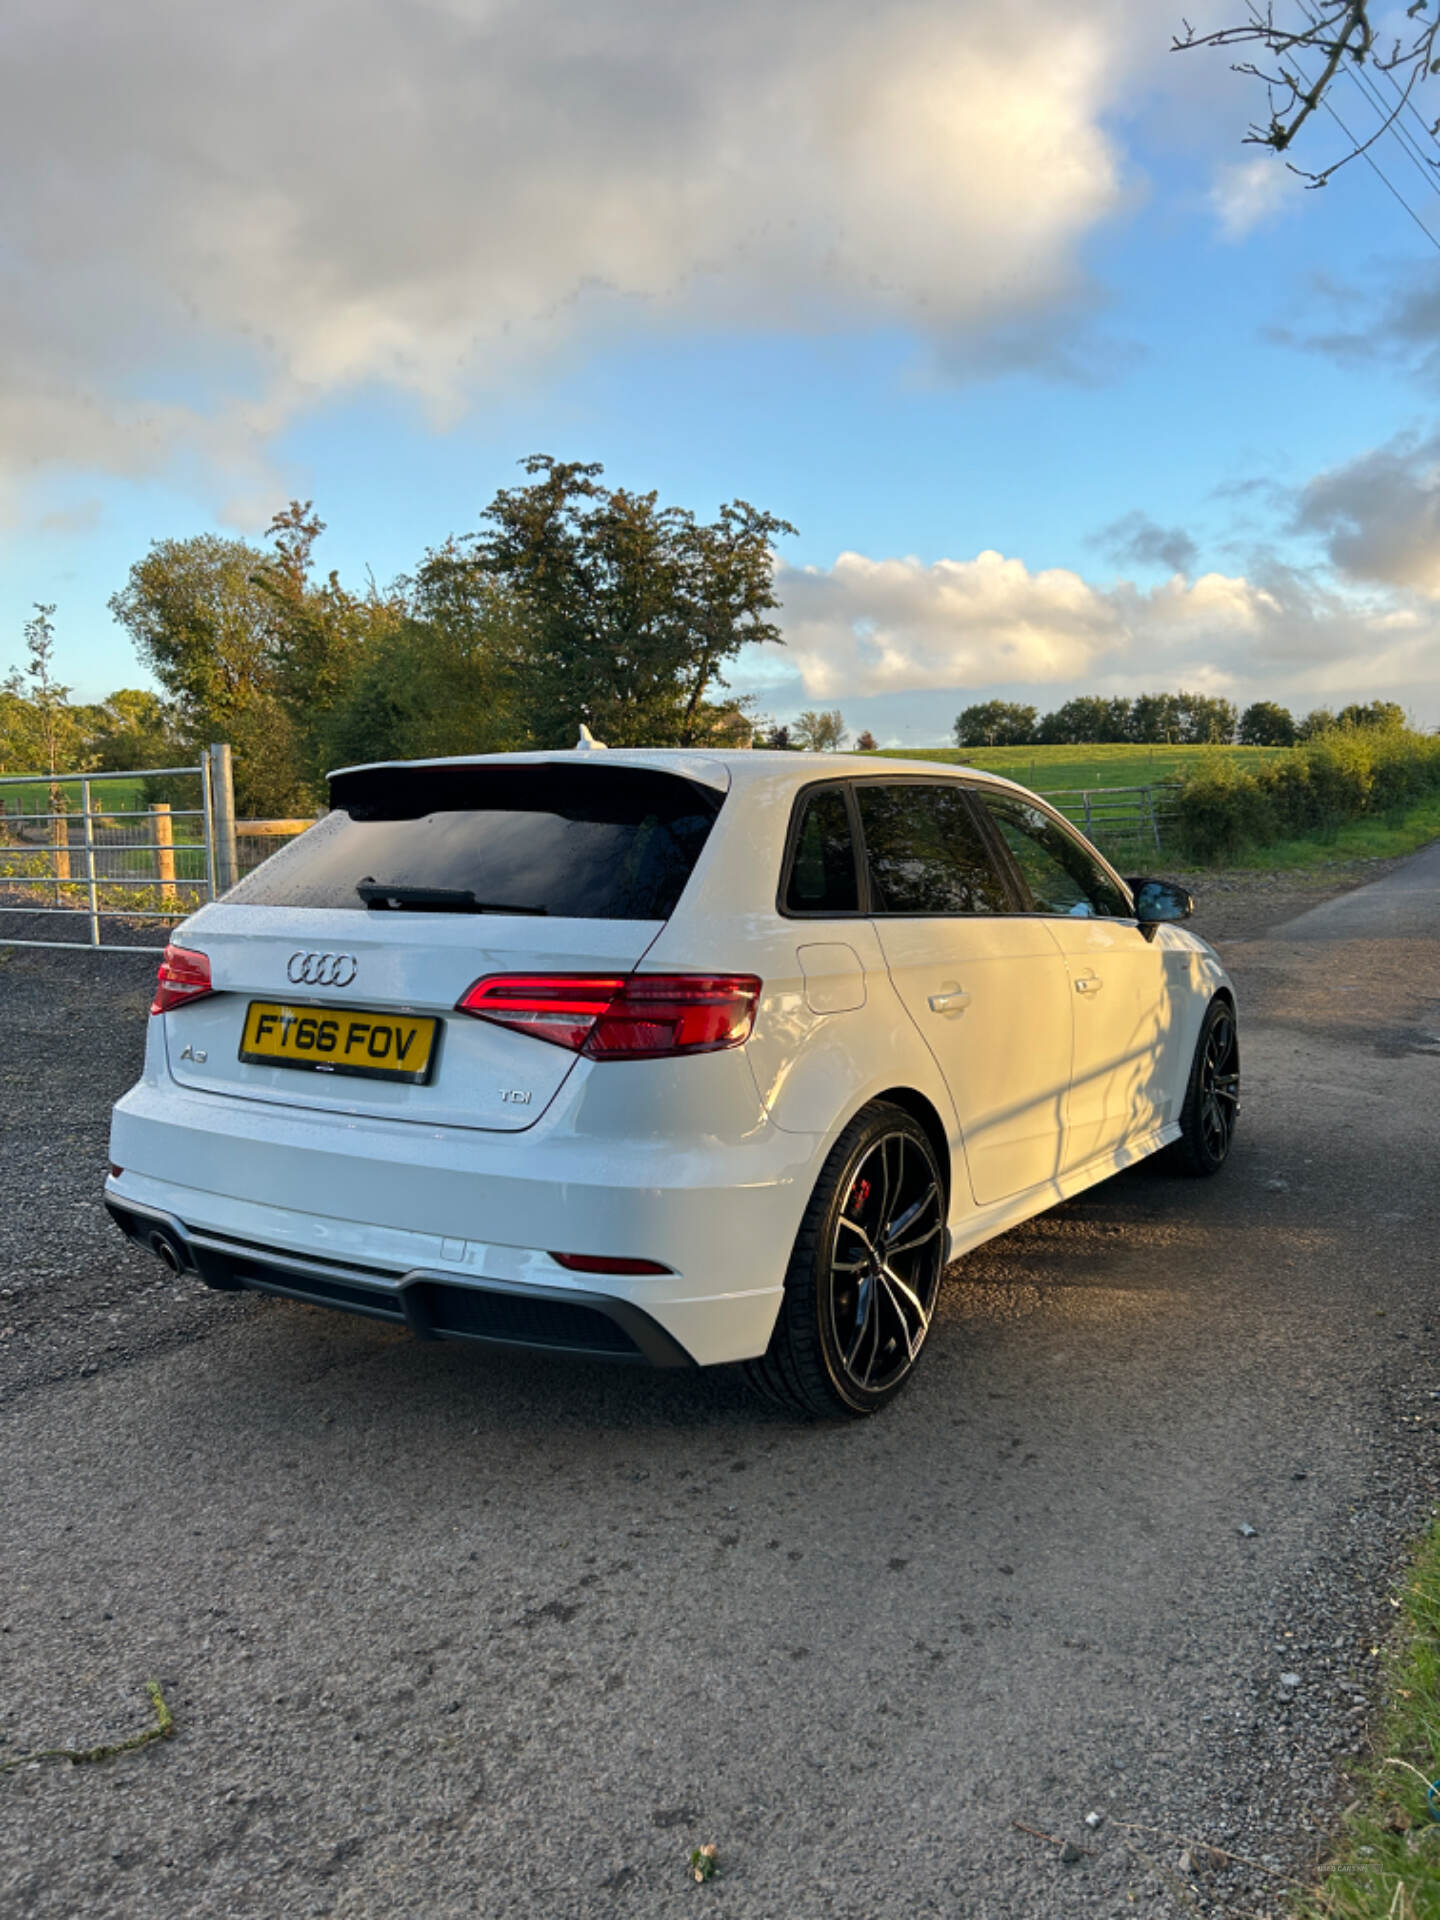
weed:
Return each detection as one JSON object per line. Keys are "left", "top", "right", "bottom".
{"left": 0, "top": 1681, "right": 174, "bottom": 1774}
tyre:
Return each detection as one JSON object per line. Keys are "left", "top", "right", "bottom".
{"left": 1167, "top": 996, "right": 1240, "bottom": 1177}
{"left": 744, "top": 1102, "right": 947, "bottom": 1418}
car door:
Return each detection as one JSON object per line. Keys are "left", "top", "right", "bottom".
{"left": 855, "top": 780, "right": 1076, "bottom": 1208}
{"left": 974, "top": 789, "right": 1173, "bottom": 1171}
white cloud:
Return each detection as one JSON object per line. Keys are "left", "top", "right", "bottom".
{"left": 750, "top": 545, "right": 1437, "bottom": 715}
{"left": 1210, "top": 158, "right": 1293, "bottom": 240}
{"left": 776, "top": 551, "right": 1127, "bottom": 695}
{"left": 0, "top": 0, "right": 1135, "bottom": 508}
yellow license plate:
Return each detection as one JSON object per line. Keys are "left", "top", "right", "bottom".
{"left": 239, "top": 1002, "right": 438, "bottom": 1084}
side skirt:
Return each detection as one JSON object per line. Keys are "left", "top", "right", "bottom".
{"left": 944, "top": 1122, "right": 1183, "bottom": 1264}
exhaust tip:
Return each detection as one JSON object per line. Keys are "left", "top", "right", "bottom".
{"left": 148, "top": 1232, "right": 184, "bottom": 1275}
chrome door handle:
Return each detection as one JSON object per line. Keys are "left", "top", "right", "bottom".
{"left": 928, "top": 989, "right": 972, "bottom": 1013}
{"left": 1074, "top": 974, "right": 1102, "bottom": 994}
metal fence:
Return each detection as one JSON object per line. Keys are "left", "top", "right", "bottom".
{"left": 0, "top": 753, "right": 1178, "bottom": 953}
{"left": 1037, "top": 784, "right": 1178, "bottom": 858}
{"left": 0, "top": 744, "right": 240, "bottom": 953}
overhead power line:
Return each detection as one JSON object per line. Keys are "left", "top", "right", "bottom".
{"left": 1293, "top": 0, "right": 1440, "bottom": 205}
{"left": 1248, "top": 0, "right": 1440, "bottom": 252}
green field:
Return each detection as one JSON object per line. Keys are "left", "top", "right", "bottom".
{"left": 0, "top": 775, "right": 169, "bottom": 816}
{"left": 874, "top": 743, "right": 1289, "bottom": 793}
{"left": 0, "top": 774, "right": 206, "bottom": 831}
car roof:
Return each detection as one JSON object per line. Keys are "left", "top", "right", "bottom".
{"left": 327, "top": 746, "right": 1033, "bottom": 799}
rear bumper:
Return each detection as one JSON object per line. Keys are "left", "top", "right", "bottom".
{"left": 107, "top": 1074, "right": 814, "bottom": 1366}
{"left": 105, "top": 1196, "right": 694, "bottom": 1366}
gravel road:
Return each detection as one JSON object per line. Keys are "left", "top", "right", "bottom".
{"left": 1, "top": 855, "right": 1438, "bottom": 1918}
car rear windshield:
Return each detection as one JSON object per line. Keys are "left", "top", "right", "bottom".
{"left": 224, "top": 763, "right": 723, "bottom": 920}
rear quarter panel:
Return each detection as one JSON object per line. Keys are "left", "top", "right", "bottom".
{"left": 643, "top": 777, "right": 966, "bottom": 1175}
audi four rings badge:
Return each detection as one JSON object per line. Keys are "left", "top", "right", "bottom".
{"left": 287, "top": 951, "right": 359, "bottom": 987}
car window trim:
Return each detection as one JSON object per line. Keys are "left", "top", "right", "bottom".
{"left": 972, "top": 786, "right": 1137, "bottom": 921}
{"left": 776, "top": 778, "right": 869, "bottom": 920}
{"left": 776, "top": 772, "right": 1137, "bottom": 923}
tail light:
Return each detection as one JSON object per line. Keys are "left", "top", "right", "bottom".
{"left": 151, "top": 944, "right": 214, "bottom": 1015}
{"left": 455, "top": 972, "right": 762, "bottom": 1059}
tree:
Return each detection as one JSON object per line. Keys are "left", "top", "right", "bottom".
{"left": 320, "top": 544, "right": 523, "bottom": 770}
{"left": 792, "top": 709, "right": 847, "bottom": 752}
{"left": 855, "top": 729, "right": 878, "bottom": 751}
{"left": 2, "top": 605, "right": 93, "bottom": 809}
{"left": 6, "top": 604, "right": 84, "bottom": 781}
{"left": 1036, "top": 696, "right": 1131, "bottom": 744}
{"left": 1174, "top": 4, "right": 1440, "bottom": 186}
{"left": 1128, "top": 691, "right": 1184, "bottom": 743}
{"left": 1238, "top": 700, "right": 1297, "bottom": 746}
{"left": 254, "top": 501, "right": 400, "bottom": 792}
{"left": 1296, "top": 706, "right": 1339, "bottom": 740}
{"left": 763, "top": 723, "right": 792, "bottom": 750}
{"left": 1337, "top": 700, "right": 1407, "bottom": 730}
{"left": 954, "top": 701, "right": 1037, "bottom": 747}
{"left": 108, "top": 533, "right": 307, "bottom": 815}
{"left": 83, "top": 688, "right": 188, "bottom": 770}
{"left": 1126, "top": 690, "right": 1237, "bottom": 745}
{"left": 1179, "top": 692, "right": 1240, "bottom": 745}
{"left": 463, "top": 456, "right": 796, "bottom": 748}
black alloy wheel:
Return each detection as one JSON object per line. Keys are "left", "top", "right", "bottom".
{"left": 1169, "top": 996, "right": 1240, "bottom": 1176}
{"left": 745, "top": 1103, "right": 947, "bottom": 1417}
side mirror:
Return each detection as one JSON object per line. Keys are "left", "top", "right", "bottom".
{"left": 1126, "top": 877, "right": 1194, "bottom": 926}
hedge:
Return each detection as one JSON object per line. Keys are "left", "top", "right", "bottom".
{"left": 1170, "top": 724, "right": 1440, "bottom": 864}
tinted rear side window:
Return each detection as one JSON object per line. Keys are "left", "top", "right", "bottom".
{"left": 225, "top": 764, "right": 722, "bottom": 920}
{"left": 785, "top": 787, "right": 860, "bottom": 914}
{"left": 857, "top": 783, "right": 1011, "bottom": 916}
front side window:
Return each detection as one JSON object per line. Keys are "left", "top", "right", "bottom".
{"left": 978, "top": 792, "right": 1129, "bottom": 919}
{"left": 785, "top": 786, "right": 860, "bottom": 913}
{"left": 856, "top": 783, "right": 1011, "bottom": 916}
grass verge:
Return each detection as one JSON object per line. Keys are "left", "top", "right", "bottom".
{"left": 1296, "top": 1521, "right": 1440, "bottom": 1918}
{"left": 1215, "top": 796, "right": 1440, "bottom": 873}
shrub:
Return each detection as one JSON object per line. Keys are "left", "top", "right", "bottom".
{"left": 1171, "top": 725, "right": 1440, "bottom": 863}
{"left": 1169, "top": 756, "right": 1275, "bottom": 864}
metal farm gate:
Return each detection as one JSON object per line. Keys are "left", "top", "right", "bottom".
{"left": 1038, "top": 784, "right": 1177, "bottom": 859}
{"left": 0, "top": 743, "right": 308, "bottom": 954}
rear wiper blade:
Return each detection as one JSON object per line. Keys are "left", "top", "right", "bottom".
{"left": 356, "top": 881, "right": 547, "bottom": 915}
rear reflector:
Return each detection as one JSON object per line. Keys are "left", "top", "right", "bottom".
{"left": 550, "top": 1252, "right": 673, "bottom": 1276}
{"left": 151, "top": 944, "right": 214, "bottom": 1015}
{"left": 456, "top": 972, "right": 762, "bottom": 1060}
{"left": 109, "top": 1164, "right": 123, "bottom": 1179}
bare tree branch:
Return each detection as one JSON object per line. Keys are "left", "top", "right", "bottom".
{"left": 1175, "top": 1, "right": 1440, "bottom": 186}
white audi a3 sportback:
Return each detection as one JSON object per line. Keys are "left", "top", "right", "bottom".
{"left": 106, "top": 748, "right": 1238, "bottom": 1416}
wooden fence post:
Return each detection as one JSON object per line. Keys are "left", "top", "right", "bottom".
{"left": 152, "top": 801, "right": 177, "bottom": 907}
{"left": 51, "top": 805, "right": 70, "bottom": 902}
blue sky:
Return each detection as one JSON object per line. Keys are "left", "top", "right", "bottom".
{"left": 5, "top": 0, "right": 1440, "bottom": 738}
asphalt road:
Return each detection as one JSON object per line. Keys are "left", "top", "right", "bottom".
{"left": 2, "top": 852, "right": 1439, "bottom": 1919}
